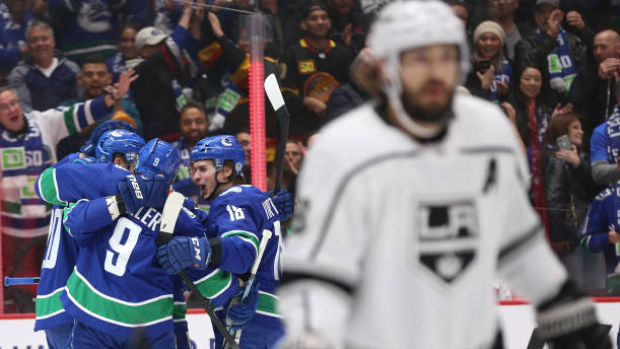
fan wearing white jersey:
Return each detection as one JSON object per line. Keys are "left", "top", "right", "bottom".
{"left": 276, "top": 1, "right": 612, "bottom": 349}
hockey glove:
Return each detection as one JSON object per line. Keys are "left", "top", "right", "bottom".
{"left": 536, "top": 281, "right": 612, "bottom": 349}
{"left": 226, "top": 281, "right": 260, "bottom": 331}
{"left": 157, "top": 236, "right": 211, "bottom": 275}
{"left": 116, "top": 175, "right": 169, "bottom": 213}
{"left": 79, "top": 120, "right": 137, "bottom": 156}
{"left": 267, "top": 189, "right": 294, "bottom": 222}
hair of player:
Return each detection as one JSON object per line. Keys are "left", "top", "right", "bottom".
{"left": 25, "top": 21, "right": 54, "bottom": 41}
{"left": 112, "top": 152, "right": 131, "bottom": 167}
{"left": 222, "top": 159, "right": 246, "bottom": 185}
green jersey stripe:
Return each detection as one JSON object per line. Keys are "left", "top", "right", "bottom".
{"left": 173, "top": 303, "right": 187, "bottom": 320}
{"left": 63, "top": 105, "right": 78, "bottom": 134}
{"left": 221, "top": 231, "right": 260, "bottom": 251}
{"left": 257, "top": 292, "right": 279, "bottom": 315}
{"left": 65, "top": 270, "right": 174, "bottom": 326}
{"left": 35, "top": 288, "right": 64, "bottom": 318}
{"left": 194, "top": 269, "right": 233, "bottom": 299}
{"left": 38, "top": 168, "right": 67, "bottom": 206}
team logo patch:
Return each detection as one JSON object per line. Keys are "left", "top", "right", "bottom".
{"left": 416, "top": 201, "right": 478, "bottom": 285}
{"left": 298, "top": 60, "right": 316, "bottom": 75}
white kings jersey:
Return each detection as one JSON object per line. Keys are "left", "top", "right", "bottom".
{"left": 278, "top": 94, "right": 569, "bottom": 349}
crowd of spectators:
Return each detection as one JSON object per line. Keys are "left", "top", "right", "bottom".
{"left": 1, "top": 0, "right": 620, "bottom": 311}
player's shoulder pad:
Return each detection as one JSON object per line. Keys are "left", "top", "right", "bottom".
{"left": 452, "top": 94, "right": 517, "bottom": 147}
{"left": 215, "top": 185, "right": 265, "bottom": 206}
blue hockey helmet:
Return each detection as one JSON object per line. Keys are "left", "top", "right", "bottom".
{"left": 95, "top": 129, "right": 145, "bottom": 164}
{"left": 135, "top": 138, "right": 181, "bottom": 182}
{"left": 191, "top": 135, "right": 245, "bottom": 176}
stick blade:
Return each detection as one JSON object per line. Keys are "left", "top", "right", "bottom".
{"left": 264, "top": 74, "right": 285, "bottom": 111}
{"left": 157, "top": 192, "right": 185, "bottom": 246}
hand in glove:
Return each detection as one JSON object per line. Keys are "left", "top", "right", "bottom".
{"left": 157, "top": 236, "right": 212, "bottom": 275}
{"left": 226, "top": 281, "right": 260, "bottom": 331}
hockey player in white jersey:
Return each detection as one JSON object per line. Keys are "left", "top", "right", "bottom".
{"left": 277, "top": 1, "right": 612, "bottom": 349}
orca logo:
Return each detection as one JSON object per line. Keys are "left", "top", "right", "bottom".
{"left": 221, "top": 138, "right": 233, "bottom": 147}
{"left": 416, "top": 201, "right": 479, "bottom": 285}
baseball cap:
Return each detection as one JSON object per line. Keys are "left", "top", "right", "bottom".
{"left": 135, "top": 27, "right": 167, "bottom": 51}
{"left": 535, "top": 0, "right": 559, "bottom": 8}
{"left": 302, "top": 1, "right": 330, "bottom": 20}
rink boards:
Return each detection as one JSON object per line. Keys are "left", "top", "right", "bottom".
{"left": 0, "top": 301, "right": 619, "bottom": 349}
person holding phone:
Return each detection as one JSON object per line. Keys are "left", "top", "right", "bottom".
{"left": 465, "top": 20, "right": 512, "bottom": 102}
{"left": 542, "top": 112, "right": 599, "bottom": 287}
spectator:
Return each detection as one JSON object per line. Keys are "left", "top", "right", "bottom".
{"left": 505, "top": 64, "right": 572, "bottom": 233}
{"left": 447, "top": 0, "right": 470, "bottom": 29}
{"left": 282, "top": 139, "right": 303, "bottom": 197}
{"left": 325, "top": 46, "right": 373, "bottom": 122}
{"left": 56, "top": 54, "right": 141, "bottom": 159}
{"left": 514, "top": 0, "right": 594, "bottom": 103}
{"left": 566, "top": 29, "right": 620, "bottom": 143}
{"left": 47, "top": 0, "right": 125, "bottom": 63}
{"left": 8, "top": 21, "right": 80, "bottom": 113}
{"left": 0, "top": 0, "right": 35, "bottom": 84}
{"left": 590, "top": 98, "right": 620, "bottom": 186}
{"left": 488, "top": 0, "right": 535, "bottom": 60}
{"left": 236, "top": 129, "right": 253, "bottom": 182}
{"left": 107, "top": 22, "right": 142, "bottom": 84}
{"left": 198, "top": 12, "right": 279, "bottom": 132}
{"left": 465, "top": 20, "right": 512, "bottom": 102}
{"left": 326, "top": 0, "right": 368, "bottom": 55}
{"left": 280, "top": 1, "right": 352, "bottom": 139}
{"left": 172, "top": 101, "right": 210, "bottom": 208}
{"left": 0, "top": 71, "right": 136, "bottom": 312}
{"left": 542, "top": 112, "right": 597, "bottom": 287}
{"left": 131, "top": 0, "right": 203, "bottom": 141}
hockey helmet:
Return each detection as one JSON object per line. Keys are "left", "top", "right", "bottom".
{"left": 135, "top": 138, "right": 181, "bottom": 182}
{"left": 191, "top": 135, "right": 245, "bottom": 176}
{"left": 95, "top": 129, "right": 145, "bottom": 164}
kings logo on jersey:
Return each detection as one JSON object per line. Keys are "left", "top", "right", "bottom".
{"left": 416, "top": 201, "right": 479, "bottom": 286}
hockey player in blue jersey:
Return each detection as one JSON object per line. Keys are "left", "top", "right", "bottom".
{"left": 156, "top": 135, "right": 285, "bottom": 349}
{"left": 34, "top": 125, "right": 144, "bottom": 349}
{"left": 582, "top": 183, "right": 620, "bottom": 347}
{"left": 58, "top": 138, "right": 204, "bottom": 349}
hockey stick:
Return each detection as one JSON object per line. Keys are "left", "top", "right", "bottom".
{"left": 265, "top": 73, "right": 290, "bottom": 195}
{"left": 158, "top": 192, "right": 242, "bottom": 349}
{"left": 228, "top": 230, "right": 273, "bottom": 342}
{"left": 4, "top": 277, "right": 40, "bottom": 286}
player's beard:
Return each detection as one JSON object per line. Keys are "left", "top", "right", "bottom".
{"left": 400, "top": 81, "right": 455, "bottom": 124}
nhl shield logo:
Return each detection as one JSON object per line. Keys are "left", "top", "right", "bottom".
{"left": 416, "top": 201, "right": 479, "bottom": 285}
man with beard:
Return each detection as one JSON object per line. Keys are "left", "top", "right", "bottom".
{"left": 276, "top": 1, "right": 612, "bottom": 348}
{"left": 172, "top": 101, "right": 210, "bottom": 208}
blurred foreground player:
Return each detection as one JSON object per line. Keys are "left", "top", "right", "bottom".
{"left": 277, "top": 1, "right": 612, "bottom": 349}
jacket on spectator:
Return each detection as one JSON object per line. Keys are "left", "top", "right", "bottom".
{"left": 514, "top": 26, "right": 594, "bottom": 102}
{"left": 325, "top": 77, "right": 368, "bottom": 123}
{"left": 131, "top": 25, "right": 200, "bottom": 141}
{"left": 1, "top": 96, "right": 112, "bottom": 238}
{"left": 543, "top": 150, "right": 597, "bottom": 248}
{"left": 0, "top": 3, "right": 34, "bottom": 72}
{"left": 8, "top": 53, "right": 81, "bottom": 112}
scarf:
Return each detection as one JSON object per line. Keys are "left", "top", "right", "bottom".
{"left": 537, "top": 28, "right": 578, "bottom": 94}
{"left": 527, "top": 101, "right": 550, "bottom": 236}
{"left": 607, "top": 105, "right": 620, "bottom": 163}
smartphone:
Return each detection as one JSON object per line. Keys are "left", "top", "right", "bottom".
{"left": 476, "top": 58, "right": 492, "bottom": 74}
{"left": 556, "top": 134, "right": 573, "bottom": 150}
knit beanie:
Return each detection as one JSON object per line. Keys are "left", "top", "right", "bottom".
{"left": 473, "top": 21, "right": 506, "bottom": 46}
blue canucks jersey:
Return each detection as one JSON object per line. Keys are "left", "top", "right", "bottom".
{"left": 582, "top": 186, "right": 620, "bottom": 274}
{"left": 34, "top": 160, "right": 130, "bottom": 330}
{"left": 196, "top": 185, "right": 283, "bottom": 330}
{"left": 62, "top": 194, "right": 204, "bottom": 339}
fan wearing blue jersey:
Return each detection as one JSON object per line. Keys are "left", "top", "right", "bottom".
{"left": 157, "top": 135, "right": 285, "bottom": 349}
{"left": 34, "top": 126, "right": 144, "bottom": 349}
{"left": 59, "top": 139, "right": 203, "bottom": 349}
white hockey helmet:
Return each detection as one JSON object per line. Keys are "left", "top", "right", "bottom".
{"left": 368, "top": 0, "right": 470, "bottom": 137}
